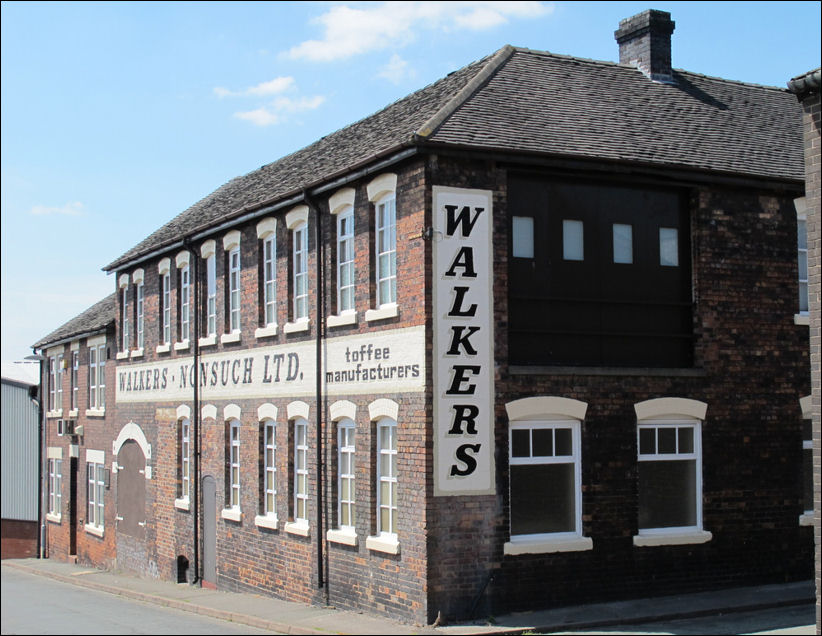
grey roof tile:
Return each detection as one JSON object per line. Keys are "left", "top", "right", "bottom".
{"left": 106, "top": 46, "right": 804, "bottom": 271}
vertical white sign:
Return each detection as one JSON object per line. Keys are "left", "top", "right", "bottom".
{"left": 433, "top": 186, "right": 495, "bottom": 496}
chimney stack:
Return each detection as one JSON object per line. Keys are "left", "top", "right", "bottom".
{"left": 615, "top": 9, "right": 675, "bottom": 83}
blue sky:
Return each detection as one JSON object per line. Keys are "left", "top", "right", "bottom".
{"left": 1, "top": 1, "right": 820, "bottom": 362}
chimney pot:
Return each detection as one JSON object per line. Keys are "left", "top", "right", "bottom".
{"left": 615, "top": 9, "right": 675, "bottom": 83}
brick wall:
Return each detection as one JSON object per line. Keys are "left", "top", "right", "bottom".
{"left": 425, "top": 156, "right": 812, "bottom": 622}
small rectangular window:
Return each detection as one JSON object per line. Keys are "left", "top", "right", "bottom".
{"left": 180, "top": 267, "right": 190, "bottom": 342}
{"left": 802, "top": 416, "right": 812, "bottom": 514}
{"left": 56, "top": 354, "right": 64, "bottom": 409}
{"left": 263, "top": 237, "right": 277, "bottom": 326}
{"left": 263, "top": 421, "right": 277, "bottom": 518}
{"left": 613, "top": 223, "right": 633, "bottom": 264}
{"left": 122, "top": 287, "right": 130, "bottom": 352}
{"left": 228, "top": 420, "right": 240, "bottom": 509}
{"left": 70, "top": 351, "right": 79, "bottom": 410}
{"left": 294, "top": 419, "right": 309, "bottom": 522}
{"left": 659, "top": 227, "right": 679, "bottom": 267}
{"left": 562, "top": 220, "right": 584, "bottom": 261}
{"left": 180, "top": 418, "right": 190, "bottom": 500}
{"left": 48, "top": 357, "right": 56, "bottom": 411}
{"left": 87, "top": 461, "right": 105, "bottom": 529}
{"left": 377, "top": 418, "right": 398, "bottom": 536}
{"left": 48, "top": 458, "right": 62, "bottom": 516}
{"left": 162, "top": 273, "right": 171, "bottom": 344}
{"left": 136, "top": 283, "right": 144, "bottom": 348}
{"left": 376, "top": 197, "right": 397, "bottom": 307}
{"left": 512, "top": 216, "right": 534, "bottom": 259}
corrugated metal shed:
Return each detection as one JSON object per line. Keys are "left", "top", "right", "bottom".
{"left": 1, "top": 377, "right": 39, "bottom": 522}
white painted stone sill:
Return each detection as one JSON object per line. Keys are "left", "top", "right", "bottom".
{"left": 366, "top": 534, "right": 400, "bottom": 555}
{"left": 46, "top": 513, "right": 61, "bottom": 524}
{"left": 84, "top": 524, "right": 104, "bottom": 538}
{"left": 633, "top": 530, "right": 712, "bottom": 547}
{"left": 327, "top": 312, "right": 357, "bottom": 328}
{"left": 327, "top": 528, "right": 358, "bottom": 546}
{"left": 799, "top": 513, "right": 813, "bottom": 527}
{"left": 221, "top": 332, "right": 241, "bottom": 345}
{"left": 116, "top": 351, "right": 130, "bottom": 360}
{"left": 85, "top": 409, "right": 105, "bottom": 418}
{"left": 254, "top": 324, "right": 278, "bottom": 339}
{"left": 255, "top": 515, "right": 279, "bottom": 530}
{"left": 130, "top": 348, "right": 144, "bottom": 359}
{"left": 68, "top": 409, "right": 79, "bottom": 418}
{"left": 284, "top": 319, "right": 310, "bottom": 335}
{"left": 198, "top": 335, "right": 217, "bottom": 348}
{"left": 284, "top": 521, "right": 310, "bottom": 537}
{"left": 504, "top": 536, "right": 593, "bottom": 555}
{"left": 174, "top": 497, "right": 190, "bottom": 511}
{"left": 794, "top": 313, "right": 810, "bottom": 326}
{"left": 221, "top": 508, "right": 242, "bottom": 523}
{"left": 364, "top": 304, "right": 398, "bottom": 323}
{"left": 156, "top": 344, "right": 171, "bottom": 354}
{"left": 174, "top": 340, "right": 190, "bottom": 351}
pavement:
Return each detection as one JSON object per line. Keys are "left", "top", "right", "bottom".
{"left": 1, "top": 557, "right": 816, "bottom": 635}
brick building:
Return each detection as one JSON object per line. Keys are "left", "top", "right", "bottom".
{"left": 34, "top": 10, "right": 814, "bottom": 626}
{"left": 787, "top": 66, "right": 821, "bottom": 634}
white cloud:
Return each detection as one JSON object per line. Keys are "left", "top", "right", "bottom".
{"left": 233, "top": 95, "right": 325, "bottom": 127}
{"left": 378, "top": 54, "right": 416, "bottom": 85}
{"left": 28, "top": 201, "right": 85, "bottom": 216}
{"left": 285, "top": 1, "right": 552, "bottom": 62}
{"left": 214, "top": 76, "right": 296, "bottom": 98}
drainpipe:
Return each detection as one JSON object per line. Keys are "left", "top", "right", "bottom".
{"left": 304, "top": 191, "right": 326, "bottom": 591}
{"left": 184, "top": 237, "right": 201, "bottom": 585}
{"left": 28, "top": 351, "right": 47, "bottom": 559}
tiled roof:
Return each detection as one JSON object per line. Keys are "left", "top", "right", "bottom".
{"left": 32, "top": 293, "right": 116, "bottom": 350}
{"left": 106, "top": 46, "right": 804, "bottom": 271}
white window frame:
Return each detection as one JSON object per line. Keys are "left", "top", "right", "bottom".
{"left": 87, "top": 343, "right": 106, "bottom": 411}
{"left": 293, "top": 417, "right": 309, "bottom": 525}
{"left": 376, "top": 417, "right": 398, "bottom": 538}
{"left": 48, "top": 457, "right": 62, "bottom": 519}
{"left": 136, "top": 281, "right": 144, "bottom": 349}
{"left": 181, "top": 417, "right": 190, "bottom": 501}
{"left": 508, "top": 420, "right": 583, "bottom": 540}
{"left": 293, "top": 222, "right": 308, "bottom": 322}
{"left": 162, "top": 272, "right": 171, "bottom": 345}
{"left": 262, "top": 420, "right": 277, "bottom": 520}
{"left": 55, "top": 353, "right": 64, "bottom": 410}
{"left": 634, "top": 415, "right": 711, "bottom": 546}
{"left": 337, "top": 207, "right": 355, "bottom": 314}
{"left": 86, "top": 455, "right": 105, "bottom": 534}
{"left": 121, "top": 285, "right": 130, "bottom": 352}
{"left": 180, "top": 265, "right": 191, "bottom": 342}
{"left": 228, "top": 248, "right": 241, "bottom": 333}
{"left": 798, "top": 213, "right": 809, "bottom": 315}
{"left": 228, "top": 419, "right": 240, "bottom": 510}
{"left": 337, "top": 418, "right": 356, "bottom": 530}
{"left": 48, "top": 356, "right": 56, "bottom": 412}
{"left": 263, "top": 235, "right": 277, "bottom": 327}
{"left": 375, "top": 195, "right": 397, "bottom": 308}
{"left": 206, "top": 254, "right": 217, "bottom": 336}
{"left": 70, "top": 351, "right": 79, "bottom": 411}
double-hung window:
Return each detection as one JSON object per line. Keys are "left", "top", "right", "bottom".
{"left": 634, "top": 406, "right": 710, "bottom": 546}
{"left": 48, "top": 356, "right": 56, "bottom": 412}
{"left": 293, "top": 418, "right": 309, "bottom": 524}
{"left": 228, "top": 248, "right": 241, "bottom": 332}
{"left": 70, "top": 351, "right": 78, "bottom": 411}
{"left": 180, "top": 265, "right": 191, "bottom": 342}
{"left": 337, "top": 208, "right": 355, "bottom": 313}
{"left": 509, "top": 420, "right": 582, "bottom": 538}
{"left": 228, "top": 420, "right": 240, "bottom": 510}
{"left": 293, "top": 223, "right": 308, "bottom": 321}
{"left": 375, "top": 196, "right": 397, "bottom": 308}
{"left": 800, "top": 397, "right": 813, "bottom": 524}
{"left": 262, "top": 421, "right": 277, "bottom": 519}
{"left": 206, "top": 254, "right": 217, "bottom": 336}
{"left": 162, "top": 272, "right": 171, "bottom": 344}
{"left": 48, "top": 457, "right": 62, "bottom": 517}
{"left": 180, "top": 418, "right": 190, "bottom": 502}
{"left": 86, "top": 455, "right": 105, "bottom": 532}
{"left": 338, "top": 419, "right": 356, "bottom": 529}
{"left": 88, "top": 343, "right": 106, "bottom": 410}
{"left": 798, "top": 214, "right": 809, "bottom": 314}
{"left": 55, "top": 354, "right": 64, "bottom": 410}
{"left": 376, "top": 417, "right": 398, "bottom": 537}
{"left": 135, "top": 281, "right": 144, "bottom": 349}
{"left": 263, "top": 236, "right": 277, "bottom": 326}
{"left": 121, "top": 285, "right": 130, "bottom": 352}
